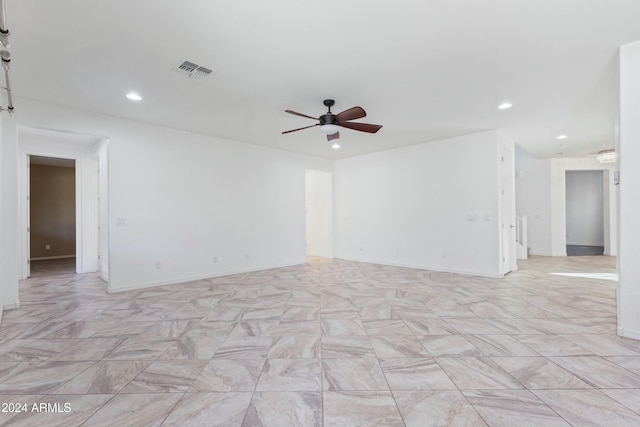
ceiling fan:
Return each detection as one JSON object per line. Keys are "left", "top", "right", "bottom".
{"left": 282, "top": 99, "right": 382, "bottom": 141}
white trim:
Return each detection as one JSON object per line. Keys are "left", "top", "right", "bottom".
{"left": 3, "top": 302, "right": 20, "bottom": 310}
{"left": 618, "top": 326, "right": 640, "bottom": 341}
{"left": 334, "top": 256, "right": 503, "bottom": 279}
{"left": 106, "top": 261, "right": 306, "bottom": 293}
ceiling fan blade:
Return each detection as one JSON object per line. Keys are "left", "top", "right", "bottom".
{"left": 335, "top": 106, "right": 366, "bottom": 123}
{"left": 327, "top": 132, "right": 340, "bottom": 141}
{"left": 285, "top": 110, "right": 319, "bottom": 120}
{"left": 282, "top": 124, "right": 319, "bottom": 134}
{"left": 339, "top": 121, "right": 382, "bottom": 133}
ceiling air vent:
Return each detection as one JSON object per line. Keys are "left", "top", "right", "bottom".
{"left": 174, "top": 60, "right": 215, "bottom": 79}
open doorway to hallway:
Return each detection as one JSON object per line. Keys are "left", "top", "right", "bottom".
{"left": 565, "top": 170, "right": 605, "bottom": 256}
{"left": 29, "top": 155, "right": 78, "bottom": 277}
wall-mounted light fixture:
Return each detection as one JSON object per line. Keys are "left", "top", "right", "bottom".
{"left": 596, "top": 149, "right": 617, "bottom": 164}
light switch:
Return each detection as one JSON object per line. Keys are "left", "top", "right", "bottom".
{"left": 116, "top": 218, "right": 127, "bottom": 226}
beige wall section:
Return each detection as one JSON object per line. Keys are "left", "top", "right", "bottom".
{"left": 30, "top": 164, "right": 76, "bottom": 259}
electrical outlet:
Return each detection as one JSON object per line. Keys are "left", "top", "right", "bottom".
{"left": 45, "top": 244, "right": 51, "bottom": 250}
{"left": 213, "top": 256, "right": 218, "bottom": 263}
{"left": 154, "top": 262, "right": 161, "bottom": 270}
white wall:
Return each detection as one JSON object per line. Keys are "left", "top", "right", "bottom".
{"left": 0, "top": 113, "right": 19, "bottom": 313}
{"left": 515, "top": 145, "right": 553, "bottom": 255}
{"left": 11, "top": 98, "right": 332, "bottom": 293}
{"left": 334, "top": 130, "right": 505, "bottom": 277}
{"left": 566, "top": 171, "right": 604, "bottom": 246}
{"left": 305, "top": 170, "right": 333, "bottom": 258}
{"left": 618, "top": 40, "right": 640, "bottom": 339}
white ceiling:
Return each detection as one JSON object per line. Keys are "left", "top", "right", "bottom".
{"left": 6, "top": 1, "right": 640, "bottom": 160}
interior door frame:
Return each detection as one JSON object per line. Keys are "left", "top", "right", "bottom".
{"left": 18, "top": 127, "right": 108, "bottom": 280}
{"left": 500, "top": 146, "right": 517, "bottom": 275}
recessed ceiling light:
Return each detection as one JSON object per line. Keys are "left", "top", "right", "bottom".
{"left": 497, "top": 102, "right": 513, "bottom": 110}
{"left": 126, "top": 92, "right": 142, "bottom": 101}
{"left": 331, "top": 143, "right": 340, "bottom": 150}
{"left": 556, "top": 134, "right": 568, "bottom": 140}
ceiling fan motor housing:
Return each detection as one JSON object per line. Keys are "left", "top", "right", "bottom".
{"left": 319, "top": 113, "right": 337, "bottom": 125}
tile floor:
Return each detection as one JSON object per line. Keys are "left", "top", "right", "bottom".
{"left": 1, "top": 256, "right": 639, "bottom": 426}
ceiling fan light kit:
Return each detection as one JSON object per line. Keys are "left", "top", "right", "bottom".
{"left": 283, "top": 99, "right": 382, "bottom": 142}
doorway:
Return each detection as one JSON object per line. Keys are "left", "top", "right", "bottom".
{"left": 18, "top": 127, "right": 109, "bottom": 282}
{"left": 305, "top": 170, "right": 333, "bottom": 258}
{"left": 565, "top": 170, "right": 604, "bottom": 256}
{"left": 29, "top": 155, "right": 77, "bottom": 277}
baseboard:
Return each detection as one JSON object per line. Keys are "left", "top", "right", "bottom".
{"left": 618, "top": 326, "right": 640, "bottom": 341}
{"left": 30, "top": 255, "right": 76, "bottom": 261}
{"left": 107, "top": 260, "right": 306, "bottom": 293}
{"left": 1, "top": 302, "right": 20, "bottom": 327}
{"left": 3, "top": 301, "right": 20, "bottom": 310}
{"left": 333, "top": 256, "right": 502, "bottom": 279}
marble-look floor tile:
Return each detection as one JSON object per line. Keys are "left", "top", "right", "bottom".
{"left": 280, "top": 307, "right": 320, "bottom": 321}
{"left": 491, "top": 356, "right": 591, "bottom": 389}
{"left": 607, "top": 356, "right": 640, "bottom": 375}
{"left": 442, "top": 317, "right": 504, "bottom": 335}
{"left": 403, "top": 318, "right": 456, "bottom": 335}
{"left": 550, "top": 356, "right": 640, "bottom": 388}
{"left": 379, "top": 358, "right": 456, "bottom": 390}
{"left": 50, "top": 338, "right": 126, "bottom": 361}
{"left": 513, "top": 334, "right": 593, "bottom": 356}
{"left": 358, "top": 304, "right": 399, "bottom": 320}
{"left": 190, "top": 359, "right": 264, "bottom": 392}
{"left": 242, "top": 391, "right": 321, "bottom": 427}
{"left": 466, "top": 334, "right": 539, "bottom": 357}
{"left": 370, "top": 335, "right": 430, "bottom": 358}
{"left": 322, "top": 358, "right": 388, "bottom": 391}
{"left": 45, "top": 321, "right": 116, "bottom": 339}
{"left": 436, "top": 356, "right": 524, "bottom": 390}
{"left": 323, "top": 391, "right": 404, "bottom": 427}
{"left": 162, "top": 392, "right": 252, "bottom": 427}
{"left": 267, "top": 335, "right": 321, "bottom": 359}
{"left": 256, "top": 359, "right": 321, "bottom": 391}
{"left": 275, "top": 320, "right": 321, "bottom": 335}
{"left": 81, "top": 392, "right": 183, "bottom": 427}
{"left": 0, "top": 361, "right": 39, "bottom": 383}
{"left": 157, "top": 336, "right": 225, "bottom": 360}
{"left": 362, "top": 319, "right": 413, "bottom": 335}
{"left": 533, "top": 389, "right": 640, "bottom": 427}
{"left": 52, "top": 360, "right": 150, "bottom": 394}
{"left": 213, "top": 337, "right": 274, "bottom": 359}
{"left": 0, "top": 394, "right": 113, "bottom": 427}
{"left": 562, "top": 334, "right": 640, "bottom": 356}
{"left": 321, "top": 336, "right": 375, "bottom": 358}
{"left": 0, "top": 339, "right": 81, "bottom": 362}
{"left": 229, "top": 320, "right": 280, "bottom": 337}
{"left": 0, "top": 361, "right": 95, "bottom": 394}
{"left": 6, "top": 255, "right": 627, "bottom": 426}
{"left": 321, "top": 318, "right": 367, "bottom": 336}
{"left": 121, "top": 360, "right": 207, "bottom": 393}
{"left": 103, "top": 337, "right": 174, "bottom": 361}
{"left": 419, "top": 335, "right": 484, "bottom": 357}
{"left": 601, "top": 388, "right": 640, "bottom": 415}
{"left": 394, "top": 390, "right": 487, "bottom": 427}
{"left": 463, "top": 389, "right": 571, "bottom": 427}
